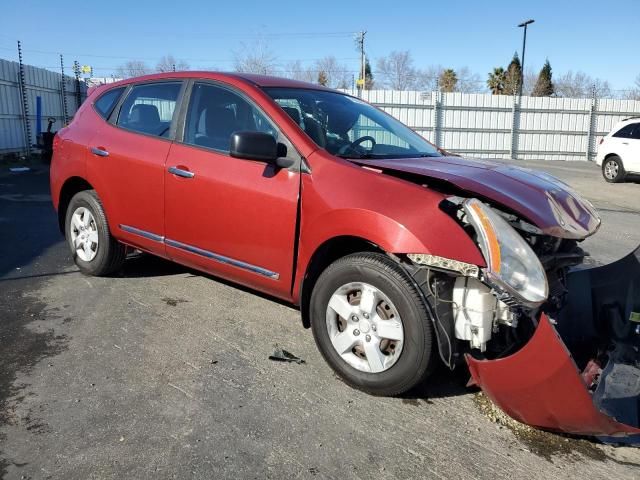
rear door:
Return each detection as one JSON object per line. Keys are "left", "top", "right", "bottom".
{"left": 87, "top": 81, "right": 184, "bottom": 254}
{"left": 163, "top": 81, "right": 301, "bottom": 298}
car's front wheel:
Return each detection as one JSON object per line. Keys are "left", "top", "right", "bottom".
{"left": 64, "top": 190, "right": 126, "bottom": 276}
{"left": 310, "top": 252, "right": 435, "bottom": 396}
{"left": 602, "top": 155, "right": 625, "bottom": 183}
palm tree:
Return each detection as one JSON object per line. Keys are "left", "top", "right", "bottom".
{"left": 487, "top": 67, "right": 506, "bottom": 95}
{"left": 439, "top": 69, "right": 458, "bottom": 92}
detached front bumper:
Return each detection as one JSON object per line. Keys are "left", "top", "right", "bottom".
{"left": 466, "top": 246, "right": 640, "bottom": 438}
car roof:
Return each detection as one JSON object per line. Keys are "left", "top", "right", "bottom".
{"left": 100, "top": 71, "right": 337, "bottom": 92}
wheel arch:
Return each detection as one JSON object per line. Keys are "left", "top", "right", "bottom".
{"left": 57, "top": 176, "right": 95, "bottom": 233}
{"left": 298, "top": 235, "right": 384, "bottom": 329}
{"left": 604, "top": 152, "right": 621, "bottom": 161}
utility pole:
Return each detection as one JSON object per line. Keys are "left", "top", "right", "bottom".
{"left": 517, "top": 19, "right": 534, "bottom": 97}
{"left": 356, "top": 31, "right": 366, "bottom": 96}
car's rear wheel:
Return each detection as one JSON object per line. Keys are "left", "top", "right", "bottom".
{"left": 65, "top": 190, "right": 126, "bottom": 276}
{"left": 310, "top": 252, "right": 434, "bottom": 396}
{"left": 602, "top": 156, "right": 625, "bottom": 183}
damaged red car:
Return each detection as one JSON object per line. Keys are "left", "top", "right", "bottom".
{"left": 50, "top": 72, "right": 640, "bottom": 439}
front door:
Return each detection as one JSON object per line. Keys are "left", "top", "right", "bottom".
{"left": 164, "top": 81, "right": 300, "bottom": 298}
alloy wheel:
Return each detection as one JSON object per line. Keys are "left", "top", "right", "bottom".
{"left": 325, "top": 282, "right": 404, "bottom": 373}
{"left": 69, "top": 207, "right": 99, "bottom": 262}
{"left": 604, "top": 159, "right": 619, "bottom": 180}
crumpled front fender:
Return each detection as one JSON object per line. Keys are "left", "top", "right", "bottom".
{"left": 466, "top": 246, "right": 640, "bottom": 437}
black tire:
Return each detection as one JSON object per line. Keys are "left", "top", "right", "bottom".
{"left": 310, "top": 252, "right": 434, "bottom": 396}
{"left": 602, "top": 155, "right": 625, "bottom": 183}
{"left": 64, "top": 190, "right": 126, "bottom": 276}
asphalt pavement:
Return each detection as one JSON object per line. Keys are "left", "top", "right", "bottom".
{"left": 1, "top": 160, "right": 639, "bottom": 479}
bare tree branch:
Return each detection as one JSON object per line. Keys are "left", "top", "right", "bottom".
{"left": 314, "top": 56, "right": 351, "bottom": 89}
{"left": 375, "top": 51, "right": 417, "bottom": 90}
{"left": 116, "top": 60, "right": 151, "bottom": 79}
{"left": 233, "top": 39, "right": 278, "bottom": 75}
{"left": 283, "top": 60, "right": 315, "bottom": 83}
{"left": 156, "top": 55, "right": 190, "bottom": 72}
{"left": 554, "top": 71, "right": 612, "bottom": 98}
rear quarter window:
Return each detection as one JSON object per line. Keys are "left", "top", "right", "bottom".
{"left": 94, "top": 87, "right": 126, "bottom": 119}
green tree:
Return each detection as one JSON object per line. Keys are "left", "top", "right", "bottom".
{"left": 532, "top": 60, "right": 554, "bottom": 97}
{"left": 439, "top": 68, "right": 458, "bottom": 92}
{"left": 317, "top": 70, "right": 328, "bottom": 86}
{"left": 364, "top": 58, "right": 374, "bottom": 90}
{"left": 487, "top": 67, "right": 506, "bottom": 94}
{"left": 503, "top": 52, "right": 522, "bottom": 95}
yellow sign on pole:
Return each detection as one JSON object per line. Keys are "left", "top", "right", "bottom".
{"left": 356, "top": 78, "right": 365, "bottom": 87}
{"left": 80, "top": 65, "right": 92, "bottom": 74}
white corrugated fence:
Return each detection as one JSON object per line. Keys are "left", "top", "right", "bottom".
{"left": 1, "top": 56, "right": 639, "bottom": 161}
{"left": 0, "top": 58, "right": 85, "bottom": 154}
{"left": 349, "top": 89, "right": 640, "bottom": 161}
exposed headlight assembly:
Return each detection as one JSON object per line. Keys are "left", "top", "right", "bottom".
{"left": 464, "top": 199, "right": 548, "bottom": 307}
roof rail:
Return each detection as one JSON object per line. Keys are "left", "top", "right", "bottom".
{"left": 622, "top": 116, "right": 640, "bottom": 122}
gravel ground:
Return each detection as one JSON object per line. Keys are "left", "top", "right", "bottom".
{"left": 0, "top": 159, "right": 639, "bottom": 479}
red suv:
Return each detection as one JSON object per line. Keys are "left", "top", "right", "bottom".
{"left": 50, "top": 72, "right": 640, "bottom": 438}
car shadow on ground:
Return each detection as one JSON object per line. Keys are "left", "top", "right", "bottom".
{"left": 405, "top": 365, "right": 473, "bottom": 401}
{"left": 117, "top": 252, "right": 300, "bottom": 310}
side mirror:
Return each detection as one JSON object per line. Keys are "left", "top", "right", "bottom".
{"left": 230, "top": 131, "right": 277, "bottom": 162}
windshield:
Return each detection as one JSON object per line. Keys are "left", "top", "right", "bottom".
{"left": 263, "top": 88, "right": 442, "bottom": 159}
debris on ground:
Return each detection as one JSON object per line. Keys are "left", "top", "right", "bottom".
{"left": 268, "top": 346, "right": 305, "bottom": 364}
{"left": 473, "top": 392, "right": 618, "bottom": 463}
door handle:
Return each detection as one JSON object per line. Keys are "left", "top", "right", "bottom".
{"left": 91, "top": 147, "right": 109, "bottom": 157}
{"left": 168, "top": 166, "right": 195, "bottom": 178}
{"left": 622, "top": 142, "right": 629, "bottom": 145}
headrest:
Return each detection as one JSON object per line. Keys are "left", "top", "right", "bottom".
{"left": 204, "top": 107, "right": 237, "bottom": 136}
{"left": 130, "top": 104, "right": 160, "bottom": 125}
{"left": 281, "top": 106, "right": 302, "bottom": 126}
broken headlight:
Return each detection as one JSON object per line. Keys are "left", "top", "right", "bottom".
{"left": 464, "top": 199, "right": 548, "bottom": 307}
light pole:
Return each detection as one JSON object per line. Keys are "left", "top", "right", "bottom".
{"left": 517, "top": 19, "right": 534, "bottom": 96}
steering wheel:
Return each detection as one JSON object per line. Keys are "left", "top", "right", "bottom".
{"left": 338, "top": 135, "right": 376, "bottom": 156}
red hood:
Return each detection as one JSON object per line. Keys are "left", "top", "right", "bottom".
{"left": 355, "top": 156, "right": 601, "bottom": 240}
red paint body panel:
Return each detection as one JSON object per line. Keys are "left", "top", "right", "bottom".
{"left": 466, "top": 315, "right": 640, "bottom": 436}
{"left": 354, "top": 156, "right": 601, "bottom": 240}
{"left": 86, "top": 121, "right": 170, "bottom": 254}
{"left": 164, "top": 142, "right": 299, "bottom": 298}
{"left": 292, "top": 149, "right": 487, "bottom": 302}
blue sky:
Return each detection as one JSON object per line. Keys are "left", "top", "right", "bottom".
{"left": 1, "top": 0, "right": 639, "bottom": 90}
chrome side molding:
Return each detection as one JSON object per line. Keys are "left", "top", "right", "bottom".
{"left": 165, "top": 238, "right": 280, "bottom": 279}
{"left": 119, "top": 224, "right": 279, "bottom": 280}
{"left": 120, "top": 224, "right": 164, "bottom": 242}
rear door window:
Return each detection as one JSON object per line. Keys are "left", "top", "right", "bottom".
{"left": 613, "top": 124, "right": 637, "bottom": 139}
{"left": 630, "top": 124, "right": 640, "bottom": 140}
{"left": 117, "top": 82, "right": 182, "bottom": 137}
{"left": 94, "top": 87, "right": 125, "bottom": 119}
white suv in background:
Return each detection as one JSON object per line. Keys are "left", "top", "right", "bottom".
{"left": 596, "top": 117, "right": 640, "bottom": 182}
